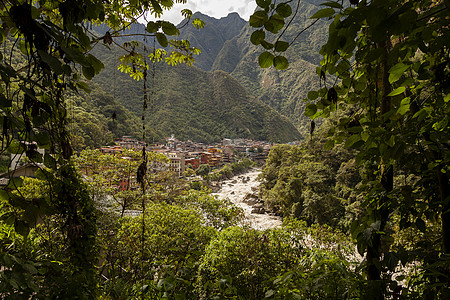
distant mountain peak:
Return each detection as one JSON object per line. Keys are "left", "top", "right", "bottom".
{"left": 224, "top": 12, "right": 241, "bottom": 19}
{"left": 177, "top": 11, "right": 246, "bottom": 71}
{"left": 189, "top": 11, "right": 243, "bottom": 21}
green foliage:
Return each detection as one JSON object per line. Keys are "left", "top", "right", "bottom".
{"left": 92, "top": 43, "right": 303, "bottom": 143}
{"left": 172, "top": 188, "right": 244, "bottom": 230}
{"left": 1, "top": 164, "right": 98, "bottom": 298}
{"left": 260, "top": 138, "right": 358, "bottom": 229}
{"left": 208, "top": 1, "right": 329, "bottom": 133}
{"left": 67, "top": 82, "right": 143, "bottom": 150}
{"left": 197, "top": 226, "right": 303, "bottom": 299}
{"left": 196, "top": 164, "right": 211, "bottom": 178}
{"left": 100, "top": 201, "right": 217, "bottom": 299}
{"left": 253, "top": 0, "right": 450, "bottom": 297}
{"left": 197, "top": 220, "right": 362, "bottom": 299}
{"left": 210, "top": 158, "right": 256, "bottom": 182}
{"left": 0, "top": 1, "right": 206, "bottom": 296}
{"left": 176, "top": 12, "right": 247, "bottom": 71}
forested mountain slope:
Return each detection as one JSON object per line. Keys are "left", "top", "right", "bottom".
{"left": 91, "top": 45, "right": 302, "bottom": 143}
{"left": 212, "top": 0, "right": 329, "bottom": 131}
{"left": 87, "top": 5, "right": 327, "bottom": 140}
{"left": 92, "top": 5, "right": 328, "bottom": 134}
{"left": 67, "top": 82, "right": 143, "bottom": 150}
{"left": 176, "top": 12, "right": 247, "bottom": 71}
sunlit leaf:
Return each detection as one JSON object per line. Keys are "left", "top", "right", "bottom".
{"left": 265, "top": 14, "right": 285, "bottom": 33}
{"left": 388, "top": 86, "right": 406, "bottom": 96}
{"left": 258, "top": 51, "right": 274, "bottom": 68}
{"left": 433, "top": 118, "right": 448, "bottom": 131}
{"left": 397, "top": 97, "right": 410, "bottom": 115}
{"left": 304, "top": 103, "right": 317, "bottom": 117}
{"left": 344, "top": 134, "right": 361, "bottom": 148}
{"left": 274, "top": 41, "right": 289, "bottom": 52}
{"left": 389, "top": 63, "right": 409, "bottom": 83}
{"left": 273, "top": 56, "right": 289, "bottom": 70}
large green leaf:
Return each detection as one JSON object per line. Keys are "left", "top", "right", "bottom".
{"left": 273, "top": 56, "right": 289, "bottom": 70}
{"left": 310, "top": 8, "right": 335, "bottom": 19}
{"left": 433, "top": 118, "right": 448, "bottom": 131}
{"left": 250, "top": 11, "right": 268, "bottom": 28}
{"left": 87, "top": 54, "right": 104, "bottom": 73}
{"left": 264, "top": 14, "right": 285, "bottom": 34}
{"left": 258, "top": 51, "right": 274, "bottom": 68}
{"left": 250, "top": 30, "right": 265, "bottom": 45}
{"left": 388, "top": 86, "right": 406, "bottom": 96}
{"left": 161, "top": 21, "right": 178, "bottom": 36}
{"left": 307, "top": 91, "right": 319, "bottom": 100}
{"left": 389, "top": 63, "right": 409, "bottom": 83}
{"left": 344, "top": 134, "right": 361, "bottom": 148}
{"left": 276, "top": 3, "right": 292, "bottom": 18}
{"left": 274, "top": 41, "right": 290, "bottom": 52}
{"left": 155, "top": 33, "right": 169, "bottom": 47}
{"left": 397, "top": 97, "right": 410, "bottom": 115}
{"left": 82, "top": 65, "right": 95, "bottom": 80}
{"left": 304, "top": 103, "right": 317, "bottom": 117}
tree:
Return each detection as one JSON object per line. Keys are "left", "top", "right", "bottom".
{"left": 1, "top": 0, "right": 204, "bottom": 297}
{"left": 196, "top": 163, "right": 210, "bottom": 178}
{"left": 251, "top": 0, "right": 449, "bottom": 298}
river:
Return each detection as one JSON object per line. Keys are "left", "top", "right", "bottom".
{"left": 212, "top": 168, "right": 282, "bottom": 230}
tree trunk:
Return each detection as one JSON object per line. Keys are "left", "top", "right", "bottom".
{"left": 366, "top": 39, "right": 392, "bottom": 299}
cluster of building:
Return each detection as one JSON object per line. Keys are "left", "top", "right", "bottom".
{"left": 0, "top": 136, "right": 280, "bottom": 189}
{"left": 100, "top": 136, "right": 275, "bottom": 177}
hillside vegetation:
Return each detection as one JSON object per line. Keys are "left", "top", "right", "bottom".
{"left": 178, "top": 1, "right": 328, "bottom": 132}
{"left": 92, "top": 44, "right": 302, "bottom": 143}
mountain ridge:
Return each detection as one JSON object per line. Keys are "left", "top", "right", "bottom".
{"left": 91, "top": 43, "right": 303, "bottom": 143}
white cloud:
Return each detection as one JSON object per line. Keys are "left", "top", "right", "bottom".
{"left": 145, "top": 0, "right": 257, "bottom": 24}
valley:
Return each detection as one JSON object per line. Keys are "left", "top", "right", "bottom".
{"left": 1, "top": 0, "right": 448, "bottom": 299}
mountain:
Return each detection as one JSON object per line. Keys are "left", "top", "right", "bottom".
{"left": 91, "top": 45, "right": 302, "bottom": 143}
{"left": 177, "top": 12, "right": 247, "bottom": 71}
{"left": 180, "top": 1, "right": 329, "bottom": 132}
{"left": 91, "top": 12, "right": 247, "bottom": 72}
{"left": 67, "top": 82, "right": 143, "bottom": 150}
{"left": 91, "top": 5, "right": 329, "bottom": 134}
{"left": 85, "top": 5, "right": 332, "bottom": 143}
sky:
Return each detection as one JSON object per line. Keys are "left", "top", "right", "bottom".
{"left": 146, "top": 0, "right": 257, "bottom": 24}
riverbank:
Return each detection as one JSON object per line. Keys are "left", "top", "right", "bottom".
{"left": 212, "top": 168, "right": 282, "bottom": 230}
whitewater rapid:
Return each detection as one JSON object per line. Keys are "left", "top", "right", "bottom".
{"left": 212, "top": 168, "right": 282, "bottom": 230}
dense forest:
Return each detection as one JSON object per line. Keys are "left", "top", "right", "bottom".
{"left": 91, "top": 44, "right": 303, "bottom": 143}
{"left": 1, "top": 0, "right": 449, "bottom": 299}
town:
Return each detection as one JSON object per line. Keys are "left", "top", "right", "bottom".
{"left": 99, "top": 135, "right": 293, "bottom": 177}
